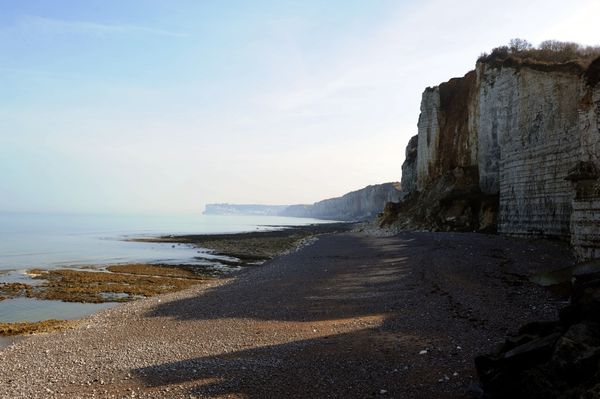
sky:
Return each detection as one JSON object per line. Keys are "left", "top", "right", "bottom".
{"left": 1, "top": 0, "right": 600, "bottom": 214}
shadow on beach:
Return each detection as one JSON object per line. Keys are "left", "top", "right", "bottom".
{"left": 132, "top": 232, "right": 573, "bottom": 398}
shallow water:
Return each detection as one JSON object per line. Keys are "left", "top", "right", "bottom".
{"left": 0, "top": 298, "right": 115, "bottom": 350}
{"left": 0, "top": 298, "right": 115, "bottom": 323}
{"left": 530, "top": 261, "right": 600, "bottom": 286}
{"left": 0, "top": 212, "right": 331, "bottom": 270}
{"left": 0, "top": 212, "right": 332, "bottom": 325}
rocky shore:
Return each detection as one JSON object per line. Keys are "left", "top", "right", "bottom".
{"left": 476, "top": 260, "right": 600, "bottom": 398}
{"left": 132, "top": 222, "right": 354, "bottom": 262}
{"left": 0, "top": 223, "right": 353, "bottom": 335}
{"left": 0, "top": 230, "right": 574, "bottom": 398}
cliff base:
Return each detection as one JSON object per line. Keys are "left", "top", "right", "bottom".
{"left": 380, "top": 167, "right": 498, "bottom": 233}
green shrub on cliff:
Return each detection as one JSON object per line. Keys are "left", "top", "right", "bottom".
{"left": 479, "top": 38, "right": 600, "bottom": 66}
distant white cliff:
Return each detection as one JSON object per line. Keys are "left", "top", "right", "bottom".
{"left": 204, "top": 182, "right": 401, "bottom": 221}
{"left": 203, "top": 204, "right": 289, "bottom": 216}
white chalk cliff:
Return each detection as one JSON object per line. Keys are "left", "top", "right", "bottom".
{"left": 387, "top": 53, "right": 600, "bottom": 261}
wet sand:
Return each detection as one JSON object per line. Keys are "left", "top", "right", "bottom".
{"left": 0, "top": 231, "right": 573, "bottom": 398}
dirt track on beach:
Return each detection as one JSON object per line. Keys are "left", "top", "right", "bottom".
{"left": 0, "top": 231, "right": 573, "bottom": 398}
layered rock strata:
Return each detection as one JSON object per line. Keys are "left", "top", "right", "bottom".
{"left": 388, "top": 55, "right": 600, "bottom": 259}
{"left": 281, "top": 182, "right": 401, "bottom": 221}
{"left": 205, "top": 183, "right": 401, "bottom": 222}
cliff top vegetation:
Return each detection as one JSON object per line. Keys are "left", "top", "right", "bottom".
{"left": 478, "top": 39, "right": 600, "bottom": 68}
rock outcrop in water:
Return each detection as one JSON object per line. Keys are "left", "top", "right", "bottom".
{"left": 383, "top": 47, "right": 600, "bottom": 261}
{"left": 205, "top": 182, "right": 401, "bottom": 221}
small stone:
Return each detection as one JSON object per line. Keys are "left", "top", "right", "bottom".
{"left": 419, "top": 350, "right": 428, "bottom": 355}
{"left": 379, "top": 389, "right": 388, "bottom": 395}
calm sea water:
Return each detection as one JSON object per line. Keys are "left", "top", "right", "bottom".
{"left": 0, "top": 212, "right": 331, "bottom": 337}
{"left": 0, "top": 212, "right": 330, "bottom": 270}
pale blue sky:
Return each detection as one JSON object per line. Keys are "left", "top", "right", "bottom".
{"left": 1, "top": 0, "right": 599, "bottom": 213}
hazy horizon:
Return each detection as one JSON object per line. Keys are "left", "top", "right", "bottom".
{"left": 2, "top": 0, "right": 599, "bottom": 214}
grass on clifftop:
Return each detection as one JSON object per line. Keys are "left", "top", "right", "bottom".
{"left": 478, "top": 38, "right": 600, "bottom": 67}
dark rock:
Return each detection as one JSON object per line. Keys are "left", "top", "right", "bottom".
{"left": 562, "top": 279, "right": 600, "bottom": 324}
{"left": 380, "top": 166, "right": 499, "bottom": 232}
{"left": 551, "top": 322, "right": 600, "bottom": 379}
{"left": 504, "top": 333, "right": 560, "bottom": 364}
{"left": 466, "top": 383, "right": 484, "bottom": 398}
{"left": 581, "top": 382, "right": 600, "bottom": 399}
{"left": 517, "top": 320, "right": 564, "bottom": 336}
{"left": 565, "top": 161, "right": 599, "bottom": 182}
{"left": 477, "top": 279, "right": 600, "bottom": 399}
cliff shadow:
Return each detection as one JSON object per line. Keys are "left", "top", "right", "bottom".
{"left": 141, "top": 233, "right": 424, "bottom": 324}
{"left": 132, "top": 231, "right": 574, "bottom": 398}
{"left": 131, "top": 315, "right": 470, "bottom": 399}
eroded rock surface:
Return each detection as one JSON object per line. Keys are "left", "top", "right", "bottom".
{"left": 386, "top": 55, "right": 600, "bottom": 259}
{"left": 282, "top": 182, "right": 401, "bottom": 221}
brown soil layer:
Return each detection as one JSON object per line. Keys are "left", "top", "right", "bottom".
{"left": 0, "top": 319, "right": 79, "bottom": 336}
{"left": 0, "top": 231, "right": 574, "bottom": 398}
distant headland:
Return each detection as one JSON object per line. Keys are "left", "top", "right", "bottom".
{"left": 204, "top": 182, "right": 401, "bottom": 221}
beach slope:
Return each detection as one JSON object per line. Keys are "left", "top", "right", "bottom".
{"left": 0, "top": 231, "right": 572, "bottom": 398}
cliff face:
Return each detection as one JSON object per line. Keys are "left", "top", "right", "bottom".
{"left": 399, "top": 135, "right": 418, "bottom": 199}
{"left": 479, "top": 64, "right": 584, "bottom": 237}
{"left": 203, "top": 204, "right": 288, "bottom": 216}
{"left": 389, "top": 56, "right": 600, "bottom": 260}
{"left": 416, "top": 72, "right": 478, "bottom": 191}
{"left": 282, "top": 183, "right": 401, "bottom": 221}
{"left": 205, "top": 183, "right": 401, "bottom": 221}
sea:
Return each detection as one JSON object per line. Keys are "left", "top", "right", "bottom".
{"left": 0, "top": 212, "right": 331, "bottom": 347}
